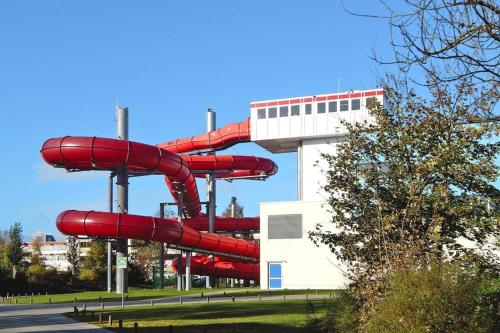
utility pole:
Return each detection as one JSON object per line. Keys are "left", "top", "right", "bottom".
{"left": 107, "top": 173, "right": 114, "bottom": 293}
{"left": 159, "top": 203, "right": 165, "bottom": 289}
{"left": 206, "top": 109, "right": 216, "bottom": 288}
{"left": 116, "top": 106, "right": 128, "bottom": 294}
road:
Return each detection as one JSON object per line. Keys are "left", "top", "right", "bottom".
{"left": 0, "top": 292, "right": 329, "bottom": 332}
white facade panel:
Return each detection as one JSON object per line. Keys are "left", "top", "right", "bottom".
{"left": 259, "top": 201, "right": 346, "bottom": 290}
{"left": 278, "top": 115, "right": 290, "bottom": 137}
{"left": 290, "top": 115, "right": 301, "bottom": 137}
{"left": 301, "top": 138, "right": 341, "bottom": 201}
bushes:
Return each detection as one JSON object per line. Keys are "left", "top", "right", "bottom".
{"left": 309, "top": 262, "right": 498, "bottom": 333}
{"left": 306, "top": 291, "right": 359, "bottom": 333}
{"left": 364, "top": 262, "right": 498, "bottom": 333}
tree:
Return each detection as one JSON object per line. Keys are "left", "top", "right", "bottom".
{"left": 130, "top": 208, "right": 175, "bottom": 283}
{"left": 222, "top": 197, "right": 244, "bottom": 217}
{"left": 343, "top": 0, "right": 499, "bottom": 90}
{"left": 79, "top": 240, "right": 107, "bottom": 282}
{"left": 309, "top": 77, "right": 499, "bottom": 321}
{"left": 29, "top": 235, "right": 44, "bottom": 266}
{"left": 26, "top": 236, "right": 46, "bottom": 283}
{"left": 130, "top": 239, "right": 159, "bottom": 282}
{"left": 7, "top": 223, "right": 26, "bottom": 279}
{"left": 66, "top": 236, "right": 81, "bottom": 277}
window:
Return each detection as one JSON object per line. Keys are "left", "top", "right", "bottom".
{"left": 268, "top": 107, "right": 277, "bottom": 118}
{"left": 269, "top": 263, "right": 282, "bottom": 289}
{"left": 351, "top": 99, "right": 360, "bottom": 110}
{"left": 291, "top": 105, "right": 300, "bottom": 116}
{"left": 268, "top": 214, "right": 302, "bottom": 239}
{"left": 366, "top": 97, "right": 376, "bottom": 108}
{"left": 305, "top": 104, "right": 312, "bottom": 115}
{"left": 257, "top": 109, "right": 266, "bottom": 119}
{"left": 279, "top": 106, "right": 289, "bottom": 117}
{"left": 328, "top": 101, "right": 337, "bottom": 112}
{"left": 317, "top": 102, "right": 326, "bottom": 114}
{"left": 340, "top": 100, "right": 349, "bottom": 111}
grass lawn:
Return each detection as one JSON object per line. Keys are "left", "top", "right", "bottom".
{"left": 2, "top": 287, "right": 245, "bottom": 305}
{"left": 208, "top": 288, "right": 335, "bottom": 298}
{"left": 68, "top": 299, "right": 335, "bottom": 333}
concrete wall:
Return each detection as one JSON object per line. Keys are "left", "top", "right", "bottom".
{"left": 259, "top": 200, "right": 347, "bottom": 290}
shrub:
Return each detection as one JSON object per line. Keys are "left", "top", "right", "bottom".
{"left": 364, "top": 262, "right": 497, "bottom": 333}
{"left": 306, "top": 291, "right": 359, "bottom": 333}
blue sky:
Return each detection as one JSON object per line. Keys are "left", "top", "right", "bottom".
{"left": 0, "top": 1, "right": 395, "bottom": 239}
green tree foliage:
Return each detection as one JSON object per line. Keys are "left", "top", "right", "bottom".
{"left": 79, "top": 240, "right": 107, "bottom": 282}
{"left": 7, "top": 222, "right": 26, "bottom": 279}
{"left": 310, "top": 78, "right": 499, "bottom": 321}
{"left": 66, "top": 236, "right": 81, "bottom": 276}
{"left": 130, "top": 239, "right": 159, "bottom": 282}
{"left": 26, "top": 235, "right": 46, "bottom": 283}
{"left": 222, "top": 198, "right": 244, "bottom": 217}
{"left": 0, "top": 230, "right": 9, "bottom": 279}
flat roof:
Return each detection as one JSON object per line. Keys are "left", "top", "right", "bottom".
{"left": 250, "top": 89, "right": 383, "bottom": 108}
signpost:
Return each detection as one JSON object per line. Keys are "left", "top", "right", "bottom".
{"left": 117, "top": 256, "right": 128, "bottom": 308}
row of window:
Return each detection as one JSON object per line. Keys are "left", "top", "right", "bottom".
{"left": 257, "top": 98, "right": 370, "bottom": 120}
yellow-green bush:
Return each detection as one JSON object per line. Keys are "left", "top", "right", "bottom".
{"left": 364, "top": 262, "right": 498, "bottom": 333}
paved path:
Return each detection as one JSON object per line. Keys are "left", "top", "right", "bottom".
{"left": 0, "top": 302, "right": 111, "bottom": 332}
{"left": 0, "top": 291, "right": 330, "bottom": 332}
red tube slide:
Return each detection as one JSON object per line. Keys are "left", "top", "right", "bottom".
{"left": 41, "top": 118, "right": 271, "bottom": 279}
{"left": 41, "top": 136, "right": 202, "bottom": 217}
{"left": 173, "top": 255, "right": 259, "bottom": 281}
{"left": 157, "top": 118, "right": 251, "bottom": 154}
{"left": 56, "top": 211, "right": 259, "bottom": 258}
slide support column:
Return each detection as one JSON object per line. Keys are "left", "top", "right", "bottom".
{"left": 159, "top": 203, "right": 165, "bottom": 289}
{"left": 116, "top": 106, "right": 129, "bottom": 294}
{"left": 107, "top": 172, "right": 114, "bottom": 293}
{"left": 176, "top": 190, "right": 184, "bottom": 291}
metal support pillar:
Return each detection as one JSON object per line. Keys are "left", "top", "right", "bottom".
{"left": 185, "top": 251, "right": 191, "bottom": 291}
{"left": 116, "top": 106, "right": 128, "bottom": 294}
{"left": 230, "top": 196, "right": 236, "bottom": 288}
{"left": 159, "top": 203, "right": 165, "bottom": 289}
{"left": 176, "top": 190, "right": 184, "bottom": 291}
{"left": 107, "top": 173, "right": 114, "bottom": 293}
{"left": 206, "top": 109, "right": 216, "bottom": 288}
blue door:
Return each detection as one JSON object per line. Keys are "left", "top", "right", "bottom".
{"left": 268, "top": 263, "right": 282, "bottom": 289}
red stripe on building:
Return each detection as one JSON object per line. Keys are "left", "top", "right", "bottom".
{"left": 327, "top": 95, "right": 338, "bottom": 100}
{"left": 289, "top": 98, "right": 300, "bottom": 104}
{"left": 316, "top": 96, "right": 327, "bottom": 101}
{"left": 278, "top": 100, "right": 289, "bottom": 105}
{"left": 303, "top": 97, "right": 313, "bottom": 103}
{"left": 349, "top": 93, "right": 362, "bottom": 98}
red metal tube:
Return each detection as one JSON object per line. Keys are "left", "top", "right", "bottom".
{"left": 56, "top": 210, "right": 259, "bottom": 258}
{"left": 172, "top": 255, "right": 259, "bottom": 281}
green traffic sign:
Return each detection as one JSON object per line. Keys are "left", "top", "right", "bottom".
{"left": 117, "top": 256, "right": 128, "bottom": 269}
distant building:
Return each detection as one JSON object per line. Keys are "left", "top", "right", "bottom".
{"left": 25, "top": 233, "right": 91, "bottom": 271}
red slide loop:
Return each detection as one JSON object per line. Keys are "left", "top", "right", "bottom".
{"left": 42, "top": 118, "right": 274, "bottom": 280}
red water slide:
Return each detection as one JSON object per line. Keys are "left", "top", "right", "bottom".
{"left": 41, "top": 119, "right": 272, "bottom": 280}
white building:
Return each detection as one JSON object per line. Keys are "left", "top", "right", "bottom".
{"left": 250, "top": 89, "right": 384, "bottom": 289}
{"left": 26, "top": 233, "right": 91, "bottom": 271}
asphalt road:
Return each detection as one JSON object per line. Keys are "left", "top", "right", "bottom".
{"left": 0, "top": 292, "right": 330, "bottom": 332}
